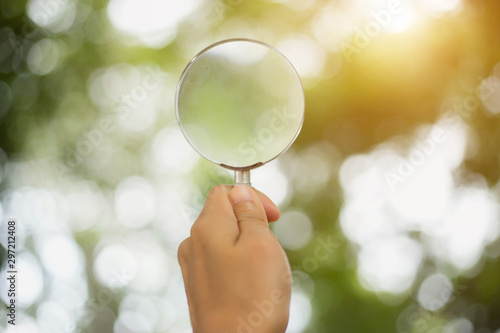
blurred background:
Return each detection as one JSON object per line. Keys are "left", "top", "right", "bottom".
{"left": 1, "top": 0, "right": 500, "bottom": 332}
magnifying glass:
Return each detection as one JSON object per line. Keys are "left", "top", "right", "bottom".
{"left": 175, "top": 38, "right": 305, "bottom": 186}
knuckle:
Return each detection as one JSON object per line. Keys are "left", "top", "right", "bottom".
{"left": 190, "top": 220, "right": 208, "bottom": 237}
{"left": 190, "top": 221, "right": 201, "bottom": 236}
{"left": 236, "top": 209, "right": 268, "bottom": 225}
{"left": 177, "top": 238, "right": 190, "bottom": 263}
{"left": 189, "top": 221, "right": 211, "bottom": 248}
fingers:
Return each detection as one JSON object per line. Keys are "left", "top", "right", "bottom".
{"left": 193, "top": 185, "right": 240, "bottom": 243}
{"left": 254, "top": 189, "right": 281, "bottom": 222}
{"left": 229, "top": 185, "right": 269, "bottom": 236}
{"left": 201, "top": 185, "right": 280, "bottom": 222}
{"left": 190, "top": 185, "right": 281, "bottom": 245}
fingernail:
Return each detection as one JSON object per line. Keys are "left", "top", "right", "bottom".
{"left": 230, "top": 185, "right": 253, "bottom": 204}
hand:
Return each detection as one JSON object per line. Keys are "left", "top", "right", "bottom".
{"left": 178, "top": 185, "right": 292, "bottom": 333}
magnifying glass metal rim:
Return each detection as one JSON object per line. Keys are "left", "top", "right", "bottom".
{"left": 175, "top": 37, "right": 305, "bottom": 173}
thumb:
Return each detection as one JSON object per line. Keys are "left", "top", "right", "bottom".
{"left": 229, "top": 185, "right": 269, "bottom": 232}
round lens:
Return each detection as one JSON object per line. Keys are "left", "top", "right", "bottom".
{"left": 176, "top": 39, "right": 304, "bottom": 170}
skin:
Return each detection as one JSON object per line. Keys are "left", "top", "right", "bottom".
{"left": 178, "top": 185, "right": 292, "bottom": 333}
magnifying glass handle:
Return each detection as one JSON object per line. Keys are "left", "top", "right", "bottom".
{"left": 234, "top": 170, "right": 251, "bottom": 186}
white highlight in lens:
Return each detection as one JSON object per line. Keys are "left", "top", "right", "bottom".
{"left": 210, "top": 41, "right": 269, "bottom": 65}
